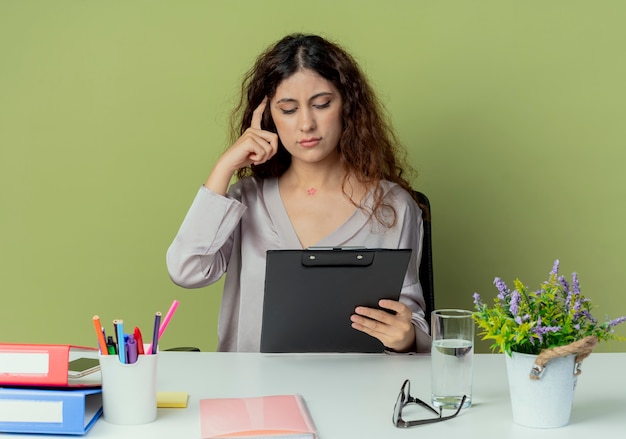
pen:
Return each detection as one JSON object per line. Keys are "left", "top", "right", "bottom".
{"left": 134, "top": 326, "right": 145, "bottom": 355}
{"left": 158, "top": 300, "right": 180, "bottom": 340}
{"left": 127, "top": 334, "right": 138, "bottom": 364}
{"left": 92, "top": 315, "right": 108, "bottom": 355}
{"left": 148, "top": 312, "right": 162, "bottom": 355}
{"left": 116, "top": 319, "right": 126, "bottom": 364}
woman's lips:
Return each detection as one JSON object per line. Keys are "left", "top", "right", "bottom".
{"left": 299, "top": 138, "right": 321, "bottom": 148}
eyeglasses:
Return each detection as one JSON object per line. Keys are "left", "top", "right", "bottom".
{"left": 392, "top": 379, "right": 466, "bottom": 428}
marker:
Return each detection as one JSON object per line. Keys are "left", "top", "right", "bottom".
{"left": 106, "top": 336, "right": 117, "bottom": 355}
{"left": 148, "top": 312, "right": 162, "bottom": 355}
{"left": 92, "top": 315, "right": 108, "bottom": 355}
{"left": 115, "top": 319, "right": 126, "bottom": 364}
{"left": 127, "top": 334, "right": 138, "bottom": 364}
{"left": 134, "top": 327, "right": 145, "bottom": 355}
{"left": 124, "top": 334, "right": 129, "bottom": 362}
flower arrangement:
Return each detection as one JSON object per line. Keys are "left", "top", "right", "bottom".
{"left": 472, "top": 260, "right": 626, "bottom": 355}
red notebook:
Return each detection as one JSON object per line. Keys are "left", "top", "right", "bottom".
{"left": 199, "top": 394, "right": 317, "bottom": 438}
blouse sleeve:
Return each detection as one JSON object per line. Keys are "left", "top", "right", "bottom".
{"left": 166, "top": 185, "right": 247, "bottom": 288}
{"left": 397, "top": 193, "right": 432, "bottom": 353}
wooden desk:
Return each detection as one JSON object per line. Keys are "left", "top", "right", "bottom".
{"left": 8, "top": 352, "right": 626, "bottom": 438}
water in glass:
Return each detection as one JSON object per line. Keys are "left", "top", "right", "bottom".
{"left": 431, "top": 338, "right": 473, "bottom": 409}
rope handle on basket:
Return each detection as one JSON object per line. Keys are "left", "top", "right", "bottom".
{"left": 529, "top": 335, "right": 598, "bottom": 380}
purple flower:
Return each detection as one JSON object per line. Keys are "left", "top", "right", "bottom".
{"left": 514, "top": 314, "right": 530, "bottom": 325}
{"left": 581, "top": 310, "right": 597, "bottom": 324}
{"left": 551, "top": 259, "right": 560, "bottom": 275}
{"left": 531, "top": 324, "right": 561, "bottom": 343}
{"left": 494, "top": 277, "right": 509, "bottom": 300}
{"left": 566, "top": 291, "right": 574, "bottom": 312}
{"left": 533, "top": 326, "right": 561, "bottom": 335}
{"left": 608, "top": 316, "right": 626, "bottom": 328}
{"left": 472, "top": 292, "right": 481, "bottom": 306}
{"left": 509, "top": 291, "right": 520, "bottom": 316}
{"left": 558, "top": 275, "right": 570, "bottom": 295}
{"left": 535, "top": 325, "right": 562, "bottom": 334}
{"left": 572, "top": 272, "right": 580, "bottom": 295}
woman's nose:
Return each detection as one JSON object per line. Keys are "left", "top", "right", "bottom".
{"left": 299, "top": 108, "right": 316, "bottom": 132}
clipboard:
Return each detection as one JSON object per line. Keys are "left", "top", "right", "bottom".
{"left": 260, "top": 248, "right": 412, "bottom": 353}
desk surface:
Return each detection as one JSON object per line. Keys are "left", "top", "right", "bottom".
{"left": 6, "top": 352, "right": 626, "bottom": 438}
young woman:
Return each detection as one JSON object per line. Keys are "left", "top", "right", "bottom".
{"left": 166, "top": 33, "right": 430, "bottom": 353}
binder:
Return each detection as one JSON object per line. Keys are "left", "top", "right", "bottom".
{"left": 0, "top": 387, "right": 103, "bottom": 435}
{"left": 0, "top": 343, "right": 101, "bottom": 387}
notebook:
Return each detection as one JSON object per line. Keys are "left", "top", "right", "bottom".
{"left": 260, "top": 248, "right": 412, "bottom": 353}
{"left": 199, "top": 394, "right": 316, "bottom": 439}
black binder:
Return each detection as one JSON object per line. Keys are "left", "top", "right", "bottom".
{"left": 260, "top": 248, "right": 412, "bottom": 353}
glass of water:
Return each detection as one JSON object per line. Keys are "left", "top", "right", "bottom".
{"left": 431, "top": 309, "right": 474, "bottom": 409}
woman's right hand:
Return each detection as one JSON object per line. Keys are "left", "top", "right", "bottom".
{"left": 204, "top": 97, "right": 278, "bottom": 194}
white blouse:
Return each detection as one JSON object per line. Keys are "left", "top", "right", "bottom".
{"left": 166, "top": 177, "right": 430, "bottom": 352}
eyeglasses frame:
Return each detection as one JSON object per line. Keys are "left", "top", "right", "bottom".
{"left": 393, "top": 379, "right": 467, "bottom": 428}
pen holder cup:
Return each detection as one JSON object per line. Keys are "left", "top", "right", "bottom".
{"left": 99, "top": 353, "right": 158, "bottom": 425}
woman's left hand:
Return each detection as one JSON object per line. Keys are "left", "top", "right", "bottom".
{"left": 351, "top": 299, "right": 416, "bottom": 352}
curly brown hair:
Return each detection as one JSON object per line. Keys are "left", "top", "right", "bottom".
{"left": 230, "top": 33, "right": 417, "bottom": 226}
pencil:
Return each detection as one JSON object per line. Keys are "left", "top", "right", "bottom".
{"left": 148, "top": 312, "right": 162, "bottom": 355}
{"left": 116, "top": 319, "right": 126, "bottom": 364}
{"left": 158, "top": 300, "right": 180, "bottom": 339}
{"left": 92, "top": 315, "right": 108, "bottom": 355}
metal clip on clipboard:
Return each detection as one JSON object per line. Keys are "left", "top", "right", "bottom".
{"left": 302, "top": 247, "right": 373, "bottom": 267}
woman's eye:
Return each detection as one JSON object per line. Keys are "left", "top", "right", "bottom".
{"left": 280, "top": 108, "right": 297, "bottom": 115}
{"left": 314, "top": 100, "right": 331, "bottom": 109}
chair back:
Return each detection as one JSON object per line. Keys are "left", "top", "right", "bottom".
{"left": 413, "top": 191, "right": 435, "bottom": 328}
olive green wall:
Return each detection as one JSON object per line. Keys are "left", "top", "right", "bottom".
{"left": 1, "top": 1, "right": 625, "bottom": 353}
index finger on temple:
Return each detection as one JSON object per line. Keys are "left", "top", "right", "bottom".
{"left": 251, "top": 97, "right": 268, "bottom": 130}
